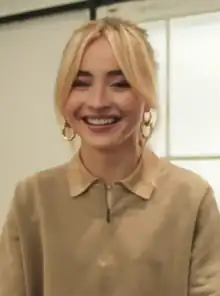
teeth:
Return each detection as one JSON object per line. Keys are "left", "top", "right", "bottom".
{"left": 85, "top": 118, "right": 117, "bottom": 125}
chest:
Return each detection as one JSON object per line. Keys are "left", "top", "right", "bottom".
{"left": 39, "top": 188, "right": 193, "bottom": 296}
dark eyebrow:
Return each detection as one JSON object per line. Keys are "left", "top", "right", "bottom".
{"left": 76, "top": 69, "right": 124, "bottom": 78}
{"left": 77, "top": 70, "right": 92, "bottom": 77}
{"left": 107, "top": 69, "right": 124, "bottom": 77}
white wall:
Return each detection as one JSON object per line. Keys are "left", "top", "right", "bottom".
{"left": 0, "top": 10, "right": 89, "bottom": 226}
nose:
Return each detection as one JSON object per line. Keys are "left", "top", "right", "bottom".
{"left": 87, "top": 84, "right": 110, "bottom": 110}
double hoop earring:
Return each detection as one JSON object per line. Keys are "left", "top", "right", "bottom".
{"left": 61, "top": 121, "right": 75, "bottom": 141}
{"left": 141, "top": 110, "right": 153, "bottom": 141}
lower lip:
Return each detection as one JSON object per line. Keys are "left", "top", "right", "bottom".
{"left": 83, "top": 121, "right": 118, "bottom": 133}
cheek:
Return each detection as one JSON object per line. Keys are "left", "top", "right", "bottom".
{"left": 116, "top": 93, "right": 144, "bottom": 117}
{"left": 63, "top": 91, "right": 82, "bottom": 121}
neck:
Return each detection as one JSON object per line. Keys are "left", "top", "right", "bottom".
{"left": 80, "top": 142, "right": 142, "bottom": 185}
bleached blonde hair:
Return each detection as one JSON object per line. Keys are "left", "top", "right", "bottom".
{"left": 54, "top": 17, "right": 158, "bottom": 123}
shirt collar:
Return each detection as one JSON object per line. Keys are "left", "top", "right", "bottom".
{"left": 118, "top": 149, "right": 166, "bottom": 199}
{"left": 67, "top": 152, "right": 98, "bottom": 197}
{"left": 67, "top": 148, "right": 166, "bottom": 200}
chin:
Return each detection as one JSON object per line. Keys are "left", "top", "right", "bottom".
{"left": 89, "top": 142, "right": 119, "bottom": 151}
{"left": 82, "top": 137, "right": 122, "bottom": 151}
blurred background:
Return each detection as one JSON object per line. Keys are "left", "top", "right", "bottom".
{"left": 0, "top": 0, "right": 220, "bottom": 227}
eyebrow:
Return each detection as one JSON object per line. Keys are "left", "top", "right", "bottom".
{"left": 77, "top": 69, "right": 124, "bottom": 77}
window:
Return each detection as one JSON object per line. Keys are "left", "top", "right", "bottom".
{"left": 169, "top": 13, "right": 220, "bottom": 156}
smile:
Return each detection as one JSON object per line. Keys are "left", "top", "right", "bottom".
{"left": 82, "top": 116, "right": 121, "bottom": 126}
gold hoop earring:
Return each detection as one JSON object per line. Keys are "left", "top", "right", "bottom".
{"left": 141, "top": 111, "right": 153, "bottom": 141}
{"left": 61, "top": 121, "right": 75, "bottom": 141}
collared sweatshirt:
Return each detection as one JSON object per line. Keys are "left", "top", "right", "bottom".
{"left": 0, "top": 149, "right": 220, "bottom": 296}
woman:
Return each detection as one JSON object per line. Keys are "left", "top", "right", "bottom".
{"left": 0, "top": 17, "right": 219, "bottom": 296}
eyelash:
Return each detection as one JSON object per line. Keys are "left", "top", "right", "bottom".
{"left": 112, "top": 81, "right": 130, "bottom": 88}
{"left": 72, "top": 81, "right": 89, "bottom": 87}
{"left": 72, "top": 80, "right": 131, "bottom": 89}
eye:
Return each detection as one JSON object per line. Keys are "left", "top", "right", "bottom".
{"left": 72, "top": 80, "right": 90, "bottom": 88}
{"left": 111, "top": 80, "right": 131, "bottom": 88}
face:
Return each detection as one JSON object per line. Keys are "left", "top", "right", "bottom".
{"left": 63, "top": 38, "right": 146, "bottom": 150}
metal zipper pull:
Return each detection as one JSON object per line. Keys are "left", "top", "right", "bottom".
{"left": 106, "top": 185, "right": 112, "bottom": 223}
{"left": 106, "top": 208, "right": 111, "bottom": 223}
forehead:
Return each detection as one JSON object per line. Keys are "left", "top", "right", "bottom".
{"left": 80, "top": 38, "right": 119, "bottom": 72}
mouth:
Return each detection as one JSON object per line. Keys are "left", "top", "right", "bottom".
{"left": 82, "top": 116, "right": 121, "bottom": 126}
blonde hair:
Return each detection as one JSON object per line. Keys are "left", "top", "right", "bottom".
{"left": 54, "top": 17, "right": 158, "bottom": 123}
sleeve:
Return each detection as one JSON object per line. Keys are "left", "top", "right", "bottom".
{"left": 189, "top": 186, "right": 220, "bottom": 296}
{"left": 0, "top": 185, "right": 26, "bottom": 296}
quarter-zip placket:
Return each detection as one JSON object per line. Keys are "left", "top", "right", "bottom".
{"left": 105, "top": 185, "right": 112, "bottom": 223}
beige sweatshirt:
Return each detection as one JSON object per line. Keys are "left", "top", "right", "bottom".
{"left": 0, "top": 149, "right": 220, "bottom": 296}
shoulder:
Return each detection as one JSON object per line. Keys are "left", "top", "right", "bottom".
{"left": 159, "top": 158, "right": 213, "bottom": 207}
{"left": 12, "top": 163, "right": 69, "bottom": 214}
{"left": 154, "top": 158, "right": 220, "bottom": 229}
{"left": 1, "top": 164, "right": 70, "bottom": 251}
{"left": 16, "top": 163, "right": 68, "bottom": 194}
{"left": 164, "top": 160, "right": 208, "bottom": 189}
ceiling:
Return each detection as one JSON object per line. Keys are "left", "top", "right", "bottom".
{"left": 1, "top": 0, "right": 220, "bottom": 20}
{"left": 0, "top": 0, "right": 81, "bottom": 17}
{"left": 98, "top": 0, "right": 220, "bottom": 22}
